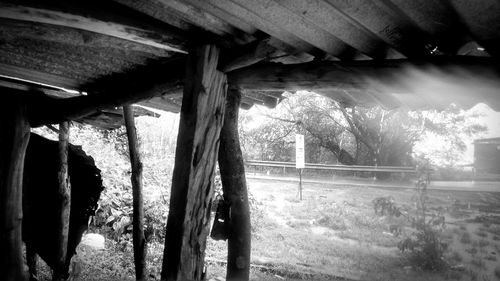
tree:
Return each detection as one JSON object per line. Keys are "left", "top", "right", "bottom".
{"left": 240, "top": 91, "right": 487, "bottom": 169}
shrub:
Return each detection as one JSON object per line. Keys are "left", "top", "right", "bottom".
{"left": 494, "top": 266, "right": 500, "bottom": 278}
{"left": 374, "top": 176, "right": 448, "bottom": 271}
{"left": 460, "top": 232, "right": 472, "bottom": 244}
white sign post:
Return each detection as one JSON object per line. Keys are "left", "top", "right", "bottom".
{"left": 296, "top": 134, "right": 305, "bottom": 200}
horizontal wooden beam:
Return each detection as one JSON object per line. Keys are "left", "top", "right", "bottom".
{"left": 0, "top": 63, "right": 82, "bottom": 90}
{"left": 219, "top": 38, "right": 282, "bottom": 73}
{"left": 27, "top": 58, "right": 185, "bottom": 126}
{"left": 0, "top": 2, "right": 187, "bottom": 53}
{"left": 227, "top": 56, "right": 500, "bottom": 92}
{"left": 21, "top": 55, "right": 500, "bottom": 127}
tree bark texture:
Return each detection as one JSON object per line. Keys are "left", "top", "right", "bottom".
{"left": 53, "top": 121, "right": 71, "bottom": 281}
{"left": 161, "top": 44, "right": 227, "bottom": 281}
{"left": 218, "top": 89, "right": 251, "bottom": 281}
{"left": 123, "top": 105, "right": 147, "bottom": 281}
{"left": 0, "top": 95, "right": 30, "bottom": 281}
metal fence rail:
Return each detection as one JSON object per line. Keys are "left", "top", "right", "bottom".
{"left": 245, "top": 160, "right": 418, "bottom": 173}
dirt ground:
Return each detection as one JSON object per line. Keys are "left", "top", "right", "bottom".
{"left": 33, "top": 178, "right": 500, "bottom": 281}
{"left": 207, "top": 178, "right": 500, "bottom": 281}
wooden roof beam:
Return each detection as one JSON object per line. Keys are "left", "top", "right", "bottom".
{"left": 0, "top": 2, "right": 187, "bottom": 53}
{"left": 325, "top": 0, "right": 431, "bottom": 58}
{"left": 219, "top": 38, "right": 283, "bottom": 73}
{"left": 448, "top": 0, "right": 500, "bottom": 58}
{"left": 227, "top": 56, "right": 500, "bottom": 91}
{"left": 0, "top": 63, "right": 82, "bottom": 91}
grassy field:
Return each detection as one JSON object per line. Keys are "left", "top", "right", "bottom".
{"left": 34, "top": 178, "right": 500, "bottom": 280}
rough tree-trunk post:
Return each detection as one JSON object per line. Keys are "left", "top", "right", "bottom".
{"left": 53, "top": 121, "right": 71, "bottom": 281}
{"left": 123, "top": 105, "right": 147, "bottom": 281}
{"left": 0, "top": 95, "right": 30, "bottom": 281}
{"left": 161, "top": 44, "right": 227, "bottom": 281}
{"left": 218, "top": 89, "right": 251, "bottom": 281}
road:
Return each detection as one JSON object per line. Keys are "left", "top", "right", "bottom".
{"left": 246, "top": 173, "right": 500, "bottom": 193}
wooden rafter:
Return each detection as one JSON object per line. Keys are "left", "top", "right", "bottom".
{"left": 227, "top": 56, "right": 500, "bottom": 91}
{"left": 19, "top": 55, "right": 500, "bottom": 127}
{"left": 0, "top": 2, "right": 187, "bottom": 53}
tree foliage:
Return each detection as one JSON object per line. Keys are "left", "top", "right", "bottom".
{"left": 240, "top": 91, "right": 486, "bottom": 168}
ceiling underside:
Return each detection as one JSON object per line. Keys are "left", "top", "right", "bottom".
{"left": 0, "top": 0, "right": 499, "bottom": 128}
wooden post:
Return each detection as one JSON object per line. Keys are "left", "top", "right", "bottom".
{"left": 123, "top": 105, "right": 147, "bottom": 281}
{"left": 161, "top": 44, "right": 227, "bottom": 281}
{"left": 218, "top": 89, "right": 251, "bottom": 281}
{"left": 53, "top": 121, "right": 71, "bottom": 281}
{"left": 0, "top": 95, "right": 30, "bottom": 281}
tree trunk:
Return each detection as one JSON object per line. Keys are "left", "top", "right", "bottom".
{"left": 0, "top": 95, "right": 30, "bottom": 281}
{"left": 218, "top": 89, "right": 251, "bottom": 281}
{"left": 161, "top": 44, "right": 227, "bottom": 281}
{"left": 123, "top": 105, "right": 147, "bottom": 281}
{"left": 53, "top": 121, "right": 71, "bottom": 281}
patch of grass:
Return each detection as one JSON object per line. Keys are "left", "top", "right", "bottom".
{"left": 451, "top": 227, "right": 461, "bottom": 236}
{"left": 486, "top": 255, "right": 497, "bottom": 261}
{"left": 445, "top": 270, "right": 463, "bottom": 280}
{"left": 465, "top": 247, "right": 478, "bottom": 255}
{"left": 469, "top": 258, "right": 485, "bottom": 268}
{"left": 467, "top": 268, "right": 479, "bottom": 281}
{"left": 487, "top": 225, "right": 500, "bottom": 236}
{"left": 317, "top": 214, "right": 346, "bottom": 231}
{"left": 460, "top": 231, "right": 472, "bottom": 244}
{"left": 478, "top": 239, "right": 489, "bottom": 248}
{"left": 481, "top": 222, "right": 491, "bottom": 228}
{"left": 475, "top": 230, "right": 488, "bottom": 238}
{"left": 495, "top": 266, "right": 500, "bottom": 279}
{"left": 448, "top": 251, "right": 463, "bottom": 263}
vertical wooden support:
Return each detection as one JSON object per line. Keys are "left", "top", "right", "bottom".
{"left": 53, "top": 121, "right": 71, "bottom": 281}
{"left": 123, "top": 105, "right": 147, "bottom": 281}
{"left": 0, "top": 95, "right": 30, "bottom": 281}
{"left": 218, "top": 89, "right": 251, "bottom": 281}
{"left": 161, "top": 44, "right": 227, "bottom": 281}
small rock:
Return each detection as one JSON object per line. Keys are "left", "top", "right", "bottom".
{"left": 80, "top": 233, "right": 105, "bottom": 250}
{"left": 208, "top": 277, "right": 225, "bottom": 281}
{"left": 450, "top": 264, "right": 466, "bottom": 272}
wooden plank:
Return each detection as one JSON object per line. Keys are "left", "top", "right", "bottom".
{"left": 325, "top": 0, "right": 430, "bottom": 57}
{"left": 28, "top": 59, "right": 186, "bottom": 126}
{"left": 0, "top": 63, "right": 82, "bottom": 90}
{"left": 219, "top": 38, "right": 282, "bottom": 73}
{"left": 114, "top": 0, "right": 254, "bottom": 45}
{"left": 183, "top": 0, "right": 319, "bottom": 55}
{"left": 274, "top": 0, "right": 391, "bottom": 59}
{"left": 123, "top": 106, "right": 147, "bottom": 281}
{"left": 0, "top": 2, "right": 187, "bottom": 53}
{"left": 0, "top": 94, "right": 30, "bottom": 281}
{"left": 227, "top": 57, "right": 500, "bottom": 92}
{"left": 0, "top": 18, "right": 172, "bottom": 57}
{"left": 382, "top": 0, "right": 465, "bottom": 54}
{"left": 218, "top": 89, "right": 251, "bottom": 281}
{"left": 448, "top": 0, "right": 500, "bottom": 57}
{"left": 228, "top": 0, "right": 356, "bottom": 58}
{"left": 161, "top": 45, "right": 227, "bottom": 281}
{"left": 181, "top": 0, "right": 258, "bottom": 35}
{"left": 53, "top": 121, "right": 71, "bottom": 281}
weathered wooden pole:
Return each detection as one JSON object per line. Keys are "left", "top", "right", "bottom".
{"left": 53, "top": 121, "right": 71, "bottom": 281}
{"left": 161, "top": 44, "right": 227, "bottom": 281}
{"left": 0, "top": 95, "right": 30, "bottom": 281}
{"left": 218, "top": 89, "right": 251, "bottom": 281}
{"left": 123, "top": 105, "right": 147, "bottom": 281}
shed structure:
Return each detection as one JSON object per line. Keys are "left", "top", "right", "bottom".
{"left": 474, "top": 137, "right": 500, "bottom": 175}
{"left": 0, "top": 0, "right": 500, "bottom": 281}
